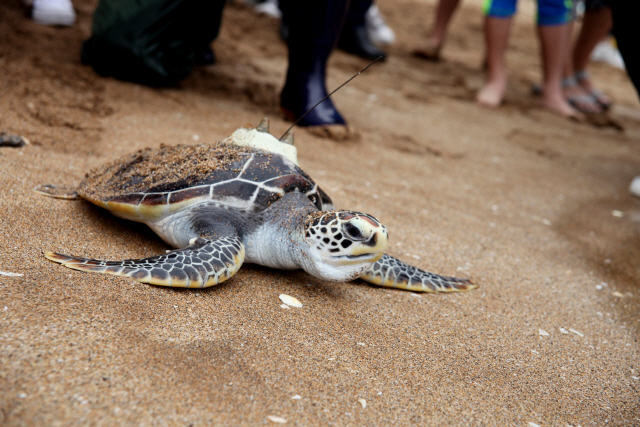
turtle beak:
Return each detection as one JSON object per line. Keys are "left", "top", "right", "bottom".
{"left": 337, "top": 216, "right": 388, "bottom": 265}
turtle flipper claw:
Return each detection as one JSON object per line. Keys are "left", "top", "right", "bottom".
{"left": 45, "top": 236, "right": 245, "bottom": 288}
{"left": 33, "top": 184, "right": 78, "bottom": 200}
{"left": 359, "top": 254, "right": 477, "bottom": 293}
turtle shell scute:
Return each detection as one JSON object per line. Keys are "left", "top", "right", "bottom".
{"left": 264, "top": 174, "right": 315, "bottom": 194}
{"left": 211, "top": 180, "right": 259, "bottom": 202}
{"left": 76, "top": 141, "right": 333, "bottom": 214}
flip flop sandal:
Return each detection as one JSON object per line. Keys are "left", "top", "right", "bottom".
{"left": 562, "top": 76, "right": 604, "bottom": 113}
{"left": 567, "top": 93, "right": 603, "bottom": 114}
{"left": 575, "top": 70, "right": 612, "bottom": 110}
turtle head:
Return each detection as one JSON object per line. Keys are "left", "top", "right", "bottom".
{"left": 302, "top": 211, "right": 388, "bottom": 282}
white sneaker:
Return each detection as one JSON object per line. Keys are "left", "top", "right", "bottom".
{"left": 254, "top": 0, "right": 281, "bottom": 18}
{"left": 365, "top": 5, "right": 395, "bottom": 46}
{"left": 591, "top": 39, "right": 625, "bottom": 70}
{"left": 32, "top": 0, "right": 76, "bottom": 26}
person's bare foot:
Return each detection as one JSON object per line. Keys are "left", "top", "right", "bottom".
{"left": 542, "top": 90, "right": 584, "bottom": 119}
{"left": 477, "top": 77, "right": 506, "bottom": 107}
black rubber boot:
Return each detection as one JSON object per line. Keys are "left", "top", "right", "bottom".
{"left": 338, "top": 0, "right": 387, "bottom": 61}
{"left": 279, "top": 0, "right": 349, "bottom": 127}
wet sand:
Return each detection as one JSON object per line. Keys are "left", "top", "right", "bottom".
{"left": 1, "top": 0, "right": 639, "bottom": 425}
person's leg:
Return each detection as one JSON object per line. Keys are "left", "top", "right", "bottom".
{"left": 537, "top": 0, "right": 580, "bottom": 117}
{"left": 562, "top": 18, "right": 576, "bottom": 79}
{"left": 477, "top": 16, "right": 512, "bottom": 107}
{"left": 573, "top": 6, "right": 612, "bottom": 71}
{"left": 538, "top": 24, "right": 579, "bottom": 116}
{"left": 338, "top": 0, "right": 387, "bottom": 60}
{"left": 561, "top": 17, "right": 602, "bottom": 113}
{"left": 431, "top": 0, "right": 462, "bottom": 47}
{"left": 414, "top": 0, "right": 461, "bottom": 60}
{"left": 560, "top": 19, "right": 602, "bottom": 113}
{"left": 573, "top": 5, "right": 613, "bottom": 107}
{"left": 279, "top": 0, "right": 349, "bottom": 128}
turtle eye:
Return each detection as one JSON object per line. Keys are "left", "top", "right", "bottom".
{"left": 344, "top": 223, "right": 362, "bottom": 240}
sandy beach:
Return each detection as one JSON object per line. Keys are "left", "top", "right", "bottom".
{"left": 1, "top": 0, "right": 639, "bottom": 425}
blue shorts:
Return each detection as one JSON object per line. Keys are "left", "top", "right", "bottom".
{"left": 483, "top": 0, "right": 573, "bottom": 25}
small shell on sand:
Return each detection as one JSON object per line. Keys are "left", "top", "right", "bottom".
{"left": 569, "top": 329, "right": 584, "bottom": 337}
{"left": 279, "top": 294, "right": 302, "bottom": 308}
{"left": 559, "top": 328, "right": 569, "bottom": 334}
{"left": 292, "top": 395, "right": 301, "bottom": 400}
{"left": 280, "top": 304, "right": 290, "bottom": 310}
{"left": 612, "top": 292, "right": 624, "bottom": 298}
{"left": 358, "top": 398, "right": 367, "bottom": 409}
{"left": 267, "top": 415, "right": 287, "bottom": 424}
{"left": 0, "top": 271, "right": 23, "bottom": 277}
{"left": 539, "top": 329, "right": 549, "bottom": 336}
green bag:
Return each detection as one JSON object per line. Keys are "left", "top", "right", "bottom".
{"left": 81, "top": 0, "right": 224, "bottom": 86}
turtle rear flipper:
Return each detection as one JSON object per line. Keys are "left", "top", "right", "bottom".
{"left": 33, "top": 184, "right": 78, "bottom": 200}
{"left": 360, "top": 254, "right": 477, "bottom": 293}
{"left": 45, "top": 236, "right": 245, "bottom": 288}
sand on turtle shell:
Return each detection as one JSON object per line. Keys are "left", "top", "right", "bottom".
{"left": 78, "top": 143, "right": 255, "bottom": 201}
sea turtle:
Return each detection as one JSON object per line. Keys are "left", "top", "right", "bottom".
{"left": 36, "top": 119, "right": 476, "bottom": 293}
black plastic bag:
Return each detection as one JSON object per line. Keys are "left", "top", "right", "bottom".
{"left": 81, "top": 0, "right": 224, "bottom": 86}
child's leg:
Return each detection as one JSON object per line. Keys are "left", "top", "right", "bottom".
{"left": 573, "top": 5, "right": 612, "bottom": 72}
{"left": 423, "top": 0, "right": 462, "bottom": 59}
{"left": 477, "top": 15, "right": 513, "bottom": 107}
{"left": 537, "top": 0, "right": 580, "bottom": 116}
{"left": 573, "top": 5, "right": 613, "bottom": 108}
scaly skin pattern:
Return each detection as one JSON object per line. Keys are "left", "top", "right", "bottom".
{"left": 304, "top": 211, "right": 387, "bottom": 262}
{"left": 360, "top": 254, "right": 477, "bottom": 292}
{"left": 39, "top": 120, "right": 476, "bottom": 293}
{"left": 44, "top": 237, "right": 245, "bottom": 288}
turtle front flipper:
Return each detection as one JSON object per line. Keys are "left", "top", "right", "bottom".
{"left": 45, "top": 237, "right": 245, "bottom": 288}
{"left": 359, "top": 254, "right": 477, "bottom": 293}
{"left": 33, "top": 184, "right": 78, "bottom": 200}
